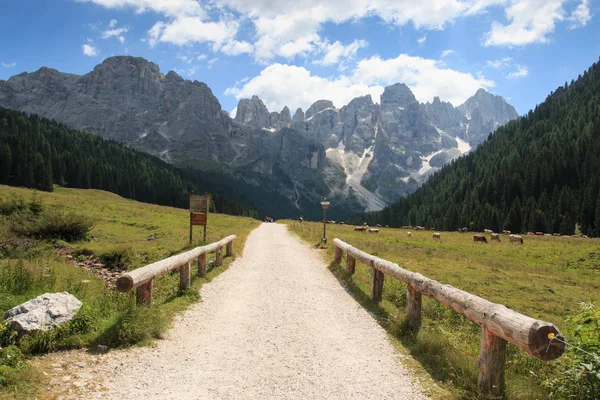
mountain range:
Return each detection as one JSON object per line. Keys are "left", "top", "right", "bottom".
{"left": 0, "top": 56, "right": 518, "bottom": 219}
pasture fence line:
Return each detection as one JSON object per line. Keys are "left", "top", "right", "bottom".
{"left": 332, "top": 238, "right": 564, "bottom": 397}
{"left": 117, "top": 235, "right": 236, "bottom": 304}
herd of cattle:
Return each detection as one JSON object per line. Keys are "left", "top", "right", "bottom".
{"left": 297, "top": 218, "right": 591, "bottom": 243}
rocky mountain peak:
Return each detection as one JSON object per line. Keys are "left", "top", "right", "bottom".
{"left": 305, "top": 100, "right": 335, "bottom": 119}
{"left": 234, "top": 95, "right": 270, "bottom": 128}
{"left": 292, "top": 108, "right": 305, "bottom": 122}
{"left": 380, "top": 83, "right": 417, "bottom": 107}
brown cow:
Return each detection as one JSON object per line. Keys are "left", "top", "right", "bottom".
{"left": 473, "top": 234, "right": 488, "bottom": 243}
{"left": 354, "top": 226, "right": 366, "bottom": 232}
{"left": 433, "top": 232, "right": 441, "bottom": 240}
{"left": 491, "top": 233, "right": 501, "bottom": 242}
{"left": 407, "top": 232, "right": 412, "bottom": 237}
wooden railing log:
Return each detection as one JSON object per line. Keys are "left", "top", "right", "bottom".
{"left": 117, "top": 235, "right": 236, "bottom": 298}
{"left": 216, "top": 246, "right": 223, "bottom": 266}
{"left": 198, "top": 253, "right": 206, "bottom": 277}
{"left": 406, "top": 284, "right": 422, "bottom": 331}
{"left": 371, "top": 268, "right": 384, "bottom": 302}
{"left": 180, "top": 262, "right": 190, "bottom": 290}
{"left": 332, "top": 238, "right": 564, "bottom": 361}
{"left": 478, "top": 325, "right": 507, "bottom": 396}
{"left": 136, "top": 280, "right": 153, "bottom": 304}
{"left": 334, "top": 246, "right": 342, "bottom": 264}
{"left": 346, "top": 255, "right": 356, "bottom": 274}
{"left": 226, "top": 241, "right": 233, "bottom": 257}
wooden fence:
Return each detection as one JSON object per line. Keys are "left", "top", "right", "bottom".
{"left": 332, "top": 238, "right": 564, "bottom": 396}
{"left": 117, "top": 235, "right": 236, "bottom": 304}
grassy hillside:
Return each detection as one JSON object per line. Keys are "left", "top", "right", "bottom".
{"left": 287, "top": 221, "right": 599, "bottom": 399}
{"left": 0, "top": 185, "right": 260, "bottom": 399}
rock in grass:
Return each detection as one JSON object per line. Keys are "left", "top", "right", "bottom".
{"left": 4, "top": 292, "right": 82, "bottom": 335}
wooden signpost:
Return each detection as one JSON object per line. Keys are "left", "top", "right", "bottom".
{"left": 189, "top": 193, "right": 209, "bottom": 243}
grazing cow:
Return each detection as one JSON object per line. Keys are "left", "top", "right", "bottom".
{"left": 354, "top": 226, "right": 366, "bottom": 232}
{"left": 376, "top": 224, "right": 382, "bottom": 228}
{"left": 461, "top": 227, "right": 468, "bottom": 233}
{"left": 415, "top": 226, "right": 424, "bottom": 231}
{"left": 298, "top": 217, "right": 303, "bottom": 222}
{"left": 385, "top": 225, "right": 390, "bottom": 228}
{"left": 484, "top": 229, "right": 493, "bottom": 234}
{"left": 368, "top": 228, "right": 379, "bottom": 233}
{"left": 503, "top": 230, "right": 511, "bottom": 235}
{"left": 527, "top": 232, "right": 534, "bottom": 236}
{"left": 535, "top": 232, "right": 544, "bottom": 236}
{"left": 491, "top": 233, "right": 500, "bottom": 242}
{"left": 553, "top": 233, "right": 561, "bottom": 236}
{"left": 407, "top": 232, "right": 412, "bottom": 237}
{"left": 340, "top": 221, "right": 345, "bottom": 225}
{"left": 327, "top": 220, "right": 336, "bottom": 224}
{"left": 433, "top": 232, "right": 441, "bottom": 240}
{"left": 473, "top": 234, "right": 488, "bottom": 243}
{"left": 509, "top": 234, "right": 524, "bottom": 244}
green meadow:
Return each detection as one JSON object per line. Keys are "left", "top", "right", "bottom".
{"left": 0, "top": 185, "right": 259, "bottom": 399}
{"left": 287, "top": 220, "right": 600, "bottom": 399}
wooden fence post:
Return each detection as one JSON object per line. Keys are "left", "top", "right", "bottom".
{"left": 180, "top": 262, "right": 191, "bottom": 290}
{"left": 216, "top": 246, "right": 223, "bottom": 266}
{"left": 346, "top": 255, "right": 356, "bottom": 274}
{"left": 334, "top": 246, "right": 342, "bottom": 263}
{"left": 226, "top": 240, "right": 233, "bottom": 256}
{"left": 136, "top": 280, "right": 153, "bottom": 304}
{"left": 371, "top": 268, "right": 384, "bottom": 302}
{"left": 406, "top": 284, "right": 422, "bottom": 332}
{"left": 198, "top": 253, "right": 206, "bottom": 277}
{"left": 478, "top": 325, "right": 507, "bottom": 397}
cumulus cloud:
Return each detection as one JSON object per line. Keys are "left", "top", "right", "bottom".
{"left": 486, "top": 57, "right": 528, "bottom": 79}
{"left": 225, "top": 54, "right": 493, "bottom": 112}
{"left": 102, "top": 25, "right": 128, "bottom": 43}
{"left": 314, "top": 39, "right": 367, "bottom": 67}
{"left": 569, "top": 0, "right": 592, "bottom": 29}
{"left": 507, "top": 65, "right": 528, "bottom": 78}
{"left": 1, "top": 62, "right": 16, "bottom": 68}
{"left": 484, "top": 0, "right": 566, "bottom": 47}
{"left": 82, "top": 39, "right": 98, "bottom": 56}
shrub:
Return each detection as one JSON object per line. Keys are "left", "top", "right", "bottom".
{"left": 10, "top": 209, "right": 94, "bottom": 242}
{"left": 542, "top": 302, "right": 600, "bottom": 399}
{"left": 97, "top": 305, "right": 166, "bottom": 348}
{"left": 0, "top": 194, "right": 26, "bottom": 216}
{"left": 0, "top": 261, "right": 33, "bottom": 295}
{"left": 99, "top": 247, "right": 134, "bottom": 271}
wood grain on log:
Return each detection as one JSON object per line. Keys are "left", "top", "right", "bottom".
{"left": 334, "top": 247, "right": 342, "bottom": 264}
{"left": 216, "top": 247, "right": 223, "bottom": 266}
{"left": 478, "top": 325, "right": 506, "bottom": 396}
{"left": 347, "top": 255, "right": 356, "bottom": 274}
{"left": 406, "top": 284, "right": 422, "bottom": 331}
{"left": 136, "top": 280, "right": 153, "bottom": 304}
{"left": 198, "top": 253, "right": 206, "bottom": 277}
{"left": 180, "top": 262, "right": 190, "bottom": 290}
{"left": 226, "top": 241, "right": 233, "bottom": 256}
{"left": 371, "top": 268, "right": 384, "bottom": 302}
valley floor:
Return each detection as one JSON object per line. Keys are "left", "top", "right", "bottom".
{"left": 45, "top": 223, "right": 426, "bottom": 399}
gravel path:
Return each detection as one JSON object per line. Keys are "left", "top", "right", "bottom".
{"left": 83, "top": 223, "right": 427, "bottom": 399}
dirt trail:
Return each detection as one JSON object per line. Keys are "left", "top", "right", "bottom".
{"left": 67, "top": 223, "right": 427, "bottom": 399}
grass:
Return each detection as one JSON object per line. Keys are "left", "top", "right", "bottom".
{"left": 285, "top": 220, "right": 600, "bottom": 399}
{"left": 0, "top": 185, "right": 260, "bottom": 399}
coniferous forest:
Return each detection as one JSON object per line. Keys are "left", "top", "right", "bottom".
{"left": 0, "top": 107, "right": 258, "bottom": 218}
{"left": 362, "top": 58, "right": 600, "bottom": 236}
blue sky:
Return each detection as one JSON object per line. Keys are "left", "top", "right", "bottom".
{"left": 0, "top": 0, "right": 598, "bottom": 115}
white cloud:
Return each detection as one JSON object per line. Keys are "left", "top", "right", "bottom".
{"left": 218, "top": 40, "right": 254, "bottom": 56}
{"left": 225, "top": 54, "right": 493, "bottom": 112}
{"left": 176, "top": 54, "right": 192, "bottom": 64}
{"left": 102, "top": 26, "right": 128, "bottom": 43}
{"left": 486, "top": 57, "right": 513, "bottom": 68}
{"left": 417, "top": 35, "right": 427, "bottom": 45}
{"left": 569, "top": 0, "right": 592, "bottom": 29}
{"left": 507, "top": 65, "right": 528, "bottom": 78}
{"left": 207, "top": 57, "right": 218, "bottom": 69}
{"left": 174, "top": 66, "right": 197, "bottom": 76}
{"left": 486, "top": 57, "right": 528, "bottom": 79}
{"left": 197, "top": 54, "right": 207, "bottom": 60}
{"left": 108, "top": 19, "right": 117, "bottom": 28}
{"left": 77, "top": 0, "right": 204, "bottom": 18}
{"left": 147, "top": 17, "right": 238, "bottom": 48}
{"left": 440, "top": 49, "right": 454, "bottom": 58}
{"left": 82, "top": 39, "right": 99, "bottom": 56}
{"left": 1, "top": 62, "right": 16, "bottom": 68}
{"left": 314, "top": 39, "right": 367, "bottom": 66}
{"left": 484, "top": 0, "right": 567, "bottom": 47}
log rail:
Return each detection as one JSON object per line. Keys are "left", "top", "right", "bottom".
{"left": 117, "top": 235, "right": 236, "bottom": 304}
{"left": 332, "top": 238, "right": 564, "bottom": 396}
